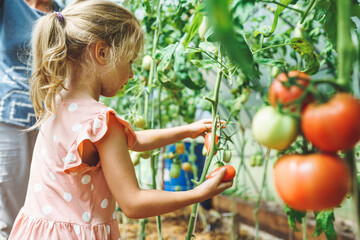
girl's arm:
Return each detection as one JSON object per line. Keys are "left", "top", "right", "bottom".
{"left": 95, "top": 114, "right": 232, "bottom": 219}
{"left": 131, "top": 119, "right": 219, "bottom": 152}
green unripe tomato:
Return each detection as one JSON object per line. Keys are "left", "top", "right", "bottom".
{"left": 213, "top": 161, "right": 224, "bottom": 171}
{"left": 249, "top": 155, "right": 257, "bottom": 167}
{"left": 255, "top": 154, "right": 263, "bottom": 166}
{"left": 141, "top": 151, "right": 151, "bottom": 159}
{"left": 252, "top": 106, "right": 299, "bottom": 150}
{"left": 271, "top": 66, "right": 281, "bottom": 78}
{"left": 223, "top": 150, "right": 232, "bottom": 163}
{"left": 170, "top": 162, "right": 181, "bottom": 179}
{"left": 202, "top": 145, "right": 208, "bottom": 156}
{"left": 142, "top": 55, "right": 152, "bottom": 71}
{"left": 134, "top": 115, "right": 146, "bottom": 129}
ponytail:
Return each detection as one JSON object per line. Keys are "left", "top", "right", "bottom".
{"left": 29, "top": 12, "right": 68, "bottom": 130}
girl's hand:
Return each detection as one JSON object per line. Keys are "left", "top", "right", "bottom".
{"left": 194, "top": 167, "right": 233, "bottom": 199}
{"left": 188, "top": 119, "right": 225, "bottom": 139}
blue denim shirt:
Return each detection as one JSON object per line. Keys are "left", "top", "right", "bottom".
{"left": 0, "top": 0, "right": 63, "bottom": 127}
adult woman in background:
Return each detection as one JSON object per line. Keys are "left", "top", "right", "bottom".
{"left": 0, "top": 0, "right": 63, "bottom": 238}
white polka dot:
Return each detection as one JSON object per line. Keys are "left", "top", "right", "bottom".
{"left": 94, "top": 118, "right": 102, "bottom": 129}
{"left": 106, "top": 225, "right": 110, "bottom": 234}
{"left": 113, "top": 211, "right": 116, "bottom": 219}
{"left": 53, "top": 135, "right": 57, "bottom": 143}
{"left": 64, "top": 153, "right": 76, "bottom": 163}
{"left": 101, "top": 199, "right": 108, "bottom": 209}
{"left": 34, "top": 184, "right": 42, "bottom": 192}
{"left": 72, "top": 123, "right": 82, "bottom": 132}
{"left": 91, "top": 184, "right": 94, "bottom": 191}
{"left": 74, "top": 224, "right": 80, "bottom": 235}
{"left": 68, "top": 103, "right": 78, "bottom": 112}
{"left": 63, "top": 192, "right": 72, "bottom": 202}
{"left": 49, "top": 172, "right": 56, "bottom": 180}
{"left": 42, "top": 205, "right": 53, "bottom": 215}
{"left": 82, "top": 212, "right": 91, "bottom": 222}
{"left": 82, "top": 175, "right": 91, "bottom": 184}
{"left": 41, "top": 149, "right": 47, "bottom": 157}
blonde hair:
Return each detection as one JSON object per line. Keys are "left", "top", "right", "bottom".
{"left": 29, "top": 0, "right": 144, "bottom": 130}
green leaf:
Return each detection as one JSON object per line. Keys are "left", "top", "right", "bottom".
{"left": 190, "top": 59, "right": 217, "bottom": 69}
{"left": 283, "top": 204, "right": 306, "bottom": 232}
{"left": 254, "top": 25, "right": 272, "bottom": 37}
{"left": 204, "top": 26, "right": 217, "bottom": 42}
{"left": 174, "top": 45, "right": 206, "bottom": 90}
{"left": 206, "top": 0, "right": 260, "bottom": 82}
{"left": 314, "top": 0, "right": 337, "bottom": 47}
{"left": 290, "top": 38, "right": 320, "bottom": 75}
{"left": 182, "top": 10, "right": 204, "bottom": 49}
{"left": 157, "top": 72, "right": 185, "bottom": 91}
{"left": 313, "top": 211, "right": 337, "bottom": 240}
{"left": 199, "top": 42, "right": 218, "bottom": 54}
{"left": 157, "top": 42, "right": 179, "bottom": 72}
{"left": 263, "top": 0, "right": 293, "bottom": 37}
{"left": 254, "top": 58, "right": 288, "bottom": 68}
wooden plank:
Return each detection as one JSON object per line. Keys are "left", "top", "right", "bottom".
{"left": 212, "top": 195, "right": 356, "bottom": 240}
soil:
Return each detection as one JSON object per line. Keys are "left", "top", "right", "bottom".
{"left": 117, "top": 206, "right": 282, "bottom": 240}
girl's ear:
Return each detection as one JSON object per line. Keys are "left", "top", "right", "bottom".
{"left": 94, "top": 40, "right": 109, "bottom": 65}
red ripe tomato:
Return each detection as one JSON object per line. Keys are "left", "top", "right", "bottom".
{"left": 269, "top": 70, "right": 310, "bottom": 109}
{"left": 273, "top": 153, "right": 351, "bottom": 211}
{"left": 204, "top": 132, "right": 219, "bottom": 155}
{"left": 301, "top": 93, "right": 360, "bottom": 152}
{"left": 206, "top": 165, "right": 236, "bottom": 182}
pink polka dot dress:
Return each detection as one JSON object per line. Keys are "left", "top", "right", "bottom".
{"left": 9, "top": 99, "right": 137, "bottom": 240}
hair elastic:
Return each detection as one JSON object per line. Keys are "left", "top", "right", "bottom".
{"left": 56, "top": 12, "right": 64, "bottom": 22}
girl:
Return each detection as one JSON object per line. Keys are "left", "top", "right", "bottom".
{"left": 9, "top": 0, "right": 233, "bottom": 239}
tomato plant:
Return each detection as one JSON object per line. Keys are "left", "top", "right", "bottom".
{"left": 273, "top": 153, "right": 351, "bottom": 211}
{"left": 206, "top": 165, "right": 236, "bottom": 182}
{"left": 252, "top": 106, "right": 299, "bottom": 150}
{"left": 204, "top": 132, "right": 219, "bottom": 154}
{"left": 301, "top": 93, "right": 360, "bottom": 152}
{"left": 268, "top": 70, "right": 310, "bottom": 109}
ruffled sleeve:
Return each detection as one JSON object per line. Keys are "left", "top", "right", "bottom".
{"left": 63, "top": 109, "right": 137, "bottom": 174}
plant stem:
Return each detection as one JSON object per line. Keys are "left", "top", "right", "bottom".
{"left": 336, "top": 0, "right": 355, "bottom": 90}
{"left": 254, "top": 148, "right": 271, "bottom": 239}
{"left": 300, "top": 0, "right": 317, "bottom": 24}
{"left": 302, "top": 214, "right": 308, "bottom": 240}
{"left": 259, "top": 0, "right": 304, "bottom": 14}
{"left": 230, "top": 127, "right": 246, "bottom": 240}
{"left": 185, "top": 67, "right": 223, "bottom": 240}
{"left": 252, "top": 42, "right": 292, "bottom": 55}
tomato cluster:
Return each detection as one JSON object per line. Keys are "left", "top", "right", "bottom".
{"left": 252, "top": 71, "right": 360, "bottom": 211}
